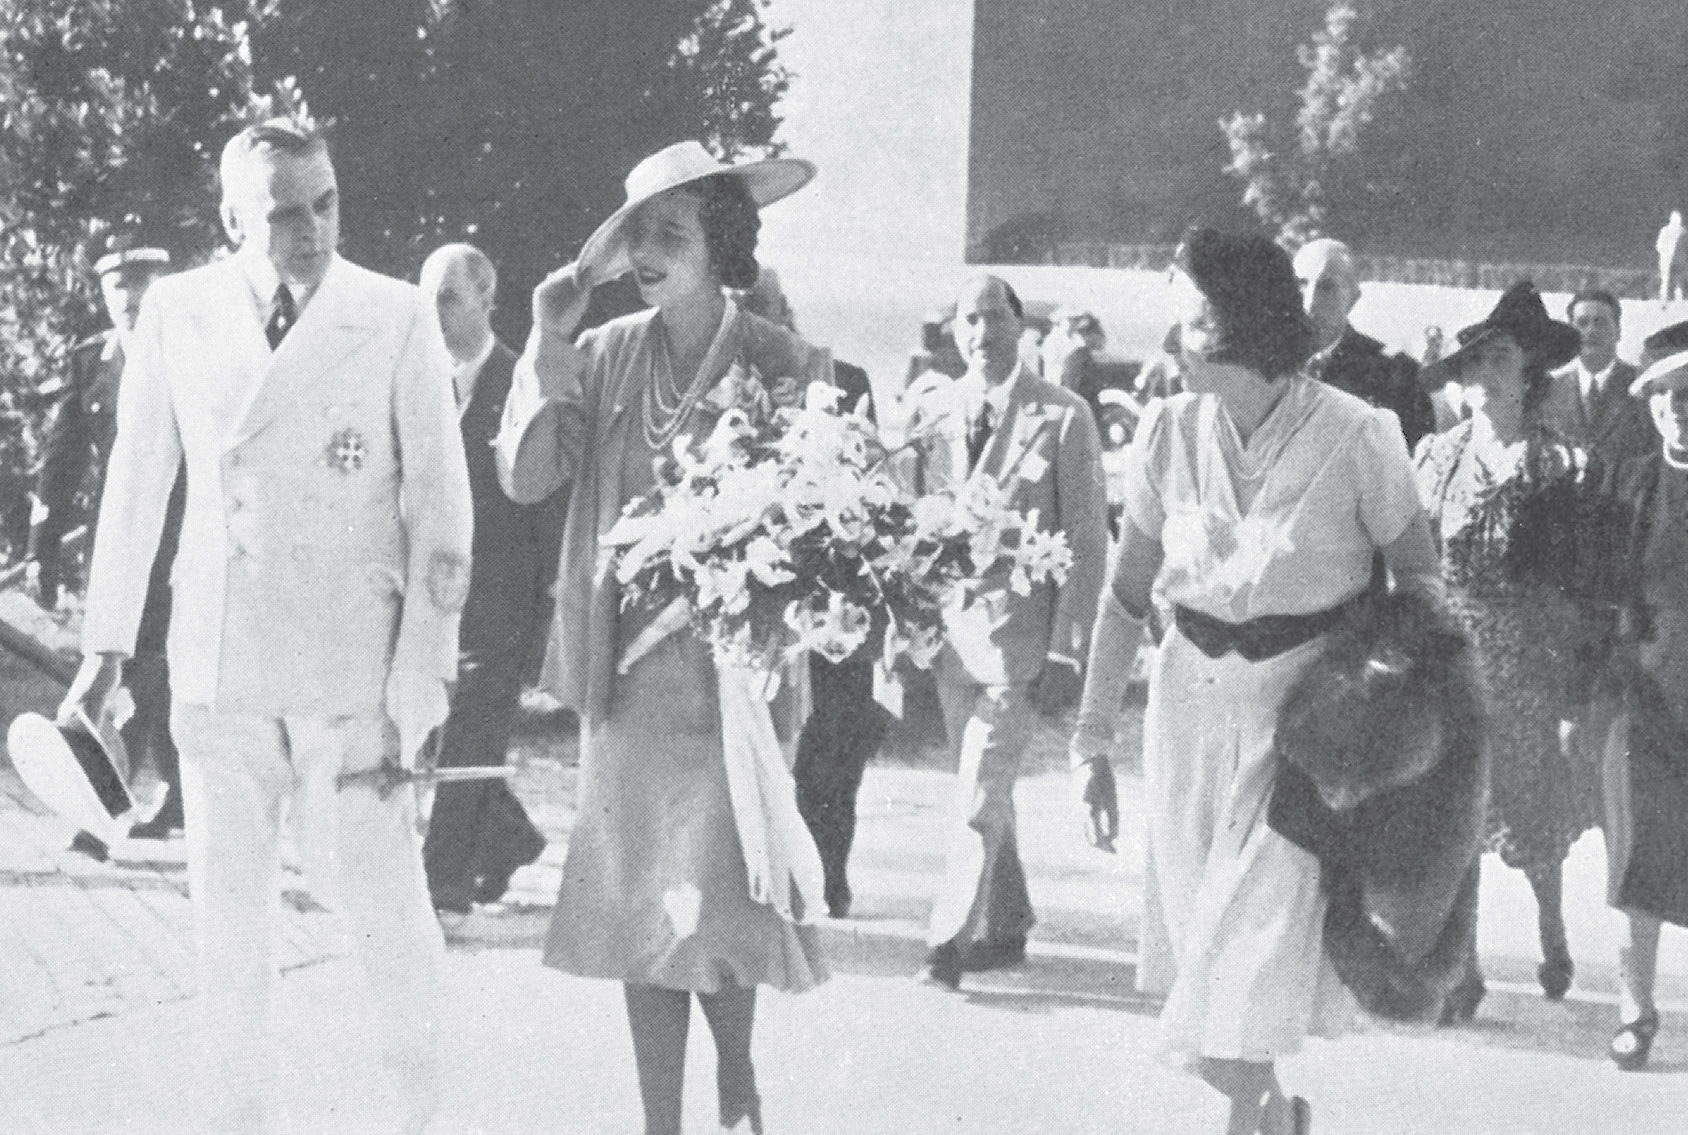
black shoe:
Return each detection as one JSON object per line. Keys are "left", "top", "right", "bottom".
{"left": 1538, "top": 948, "right": 1574, "bottom": 1001}
{"left": 1610, "top": 1011, "right": 1661, "bottom": 1071}
{"left": 128, "top": 802, "right": 184, "bottom": 841}
{"left": 1437, "top": 973, "right": 1486, "bottom": 1026}
{"left": 958, "top": 935, "right": 1027, "bottom": 972}
{"left": 472, "top": 825, "right": 547, "bottom": 905}
{"left": 68, "top": 831, "right": 109, "bottom": 861}
{"left": 918, "top": 941, "right": 963, "bottom": 990}
{"left": 824, "top": 879, "right": 852, "bottom": 920}
{"left": 430, "top": 884, "right": 474, "bottom": 917}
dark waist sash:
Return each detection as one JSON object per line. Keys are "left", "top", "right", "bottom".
{"left": 1173, "top": 601, "right": 1350, "bottom": 662}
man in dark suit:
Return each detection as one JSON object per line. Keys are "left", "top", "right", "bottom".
{"left": 419, "top": 242, "right": 562, "bottom": 915}
{"left": 1295, "top": 237, "right": 1436, "bottom": 451}
{"left": 1540, "top": 289, "right": 1657, "bottom": 806}
{"left": 900, "top": 274, "right": 1108, "bottom": 989}
{"left": 28, "top": 230, "right": 186, "bottom": 848}
{"left": 1542, "top": 290, "right": 1652, "bottom": 461}
{"left": 731, "top": 266, "right": 889, "bottom": 919}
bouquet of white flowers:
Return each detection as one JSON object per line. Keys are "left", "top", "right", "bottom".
{"left": 602, "top": 356, "right": 1071, "bottom": 922}
{"left": 604, "top": 359, "right": 1072, "bottom": 684}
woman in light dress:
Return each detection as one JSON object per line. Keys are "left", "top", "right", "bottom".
{"left": 498, "top": 141, "right": 830, "bottom": 1135}
{"left": 1071, "top": 228, "right": 1442, "bottom": 1135}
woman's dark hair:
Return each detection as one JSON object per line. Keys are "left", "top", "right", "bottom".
{"left": 1174, "top": 227, "right": 1316, "bottom": 381}
{"left": 1521, "top": 351, "right": 1556, "bottom": 417}
{"left": 688, "top": 173, "right": 761, "bottom": 290}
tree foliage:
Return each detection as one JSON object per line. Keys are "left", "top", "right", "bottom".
{"left": 254, "top": 0, "right": 792, "bottom": 339}
{"left": 1220, "top": 1, "right": 1409, "bottom": 249}
{"left": 0, "top": 0, "right": 792, "bottom": 555}
{"left": 0, "top": 0, "right": 272, "bottom": 553}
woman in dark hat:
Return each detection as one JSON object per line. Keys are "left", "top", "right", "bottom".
{"left": 1071, "top": 228, "right": 1442, "bottom": 1135}
{"left": 1596, "top": 321, "right": 1688, "bottom": 1069}
{"left": 499, "top": 140, "right": 830, "bottom": 1135}
{"left": 1412, "top": 282, "right": 1606, "bottom": 1021}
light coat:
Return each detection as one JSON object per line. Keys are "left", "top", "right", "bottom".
{"left": 901, "top": 366, "right": 1109, "bottom": 686}
{"left": 82, "top": 255, "right": 472, "bottom": 716}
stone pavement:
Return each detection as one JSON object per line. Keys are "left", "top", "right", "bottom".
{"left": 4, "top": 643, "right": 1688, "bottom": 1130}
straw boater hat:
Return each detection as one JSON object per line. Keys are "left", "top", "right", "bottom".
{"left": 1433, "top": 282, "right": 1580, "bottom": 376}
{"left": 577, "top": 140, "right": 815, "bottom": 281}
{"left": 6, "top": 710, "right": 134, "bottom": 844}
{"left": 1629, "top": 320, "right": 1688, "bottom": 397}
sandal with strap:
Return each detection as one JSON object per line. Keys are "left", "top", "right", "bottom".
{"left": 1610, "top": 1012, "right": 1660, "bottom": 1072}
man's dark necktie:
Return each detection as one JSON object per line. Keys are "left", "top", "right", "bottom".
{"left": 266, "top": 284, "right": 296, "bottom": 350}
{"left": 967, "top": 403, "right": 994, "bottom": 471}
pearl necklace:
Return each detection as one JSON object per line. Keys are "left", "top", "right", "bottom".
{"left": 641, "top": 346, "right": 715, "bottom": 453}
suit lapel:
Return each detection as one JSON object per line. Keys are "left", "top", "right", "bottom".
{"left": 968, "top": 376, "right": 1050, "bottom": 492}
{"left": 226, "top": 258, "right": 377, "bottom": 450}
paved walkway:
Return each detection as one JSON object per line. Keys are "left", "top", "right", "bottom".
{"left": 5, "top": 641, "right": 1688, "bottom": 1131}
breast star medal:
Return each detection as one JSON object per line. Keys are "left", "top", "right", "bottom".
{"left": 326, "top": 427, "right": 367, "bottom": 473}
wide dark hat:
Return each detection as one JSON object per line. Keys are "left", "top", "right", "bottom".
{"left": 1436, "top": 281, "right": 1580, "bottom": 375}
{"left": 1174, "top": 227, "right": 1315, "bottom": 373}
{"left": 6, "top": 711, "right": 134, "bottom": 842}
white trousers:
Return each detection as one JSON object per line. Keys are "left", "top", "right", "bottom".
{"left": 173, "top": 706, "right": 444, "bottom": 1132}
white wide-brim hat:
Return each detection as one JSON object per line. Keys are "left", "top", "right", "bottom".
{"left": 1630, "top": 320, "right": 1688, "bottom": 397}
{"left": 7, "top": 711, "right": 134, "bottom": 843}
{"left": 578, "top": 140, "right": 816, "bottom": 281}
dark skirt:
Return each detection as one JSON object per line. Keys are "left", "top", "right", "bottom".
{"left": 1604, "top": 611, "right": 1688, "bottom": 928}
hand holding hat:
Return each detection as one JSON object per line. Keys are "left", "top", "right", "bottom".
{"left": 57, "top": 652, "right": 125, "bottom": 729}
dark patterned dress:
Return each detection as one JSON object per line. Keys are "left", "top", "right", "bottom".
{"left": 1414, "top": 420, "right": 1604, "bottom": 874}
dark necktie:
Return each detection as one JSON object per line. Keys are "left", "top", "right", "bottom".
{"left": 967, "top": 402, "right": 994, "bottom": 471}
{"left": 265, "top": 284, "right": 296, "bottom": 350}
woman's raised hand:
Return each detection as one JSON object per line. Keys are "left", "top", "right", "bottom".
{"left": 531, "top": 261, "right": 595, "bottom": 341}
{"left": 526, "top": 262, "right": 595, "bottom": 402}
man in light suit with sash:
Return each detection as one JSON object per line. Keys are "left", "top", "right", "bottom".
{"left": 901, "top": 274, "right": 1108, "bottom": 989}
{"left": 62, "top": 118, "right": 472, "bottom": 1134}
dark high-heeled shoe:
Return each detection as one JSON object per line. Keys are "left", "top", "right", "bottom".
{"left": 720, "top": 1064, "right": 763, "bottom": 1133}
{"left": 1538, "top": 948, "right": 1574, "bottom": 1001}
{"left": 1438, "top": 974, "right": 1486, "bottom": 1026}
{"left": 1609, "top": 1012, "right": 1660, "bottom": 1072}
{"left": 1256, "top": 1095, "right": 1310, "bottom": 1135}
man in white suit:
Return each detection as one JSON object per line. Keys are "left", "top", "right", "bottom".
{"left": 61, "top": 118, "right": 472, "bottom": 1134}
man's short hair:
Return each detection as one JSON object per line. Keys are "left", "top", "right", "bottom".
{"left": 423, "top": 242, "right": 497, "bottom": 301}
{"left": 1567, "top": 288, "right": 1622, "bottom": 325}
{"left": 219, "top": 117, "right": 330, "bottom": 203}
{"left": 999, "top": 280, "right": 1024, "bottom": 321}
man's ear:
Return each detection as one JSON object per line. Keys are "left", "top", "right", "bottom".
{"left": 221, "top": 203, "right": 244, "bottom": 249}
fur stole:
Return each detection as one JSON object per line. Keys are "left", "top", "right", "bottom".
{"left": 1267, "top": 586, "right": 1490, "bottom": 1023}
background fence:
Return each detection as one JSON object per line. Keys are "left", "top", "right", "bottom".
{"left": 1049, "top": 243, "right": 1661, "bottom": 299}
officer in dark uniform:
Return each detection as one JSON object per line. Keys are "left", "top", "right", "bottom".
{"left": 28, "top": 229, "right": 186, "bottom": 849}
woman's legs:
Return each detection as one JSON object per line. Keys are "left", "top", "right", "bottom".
{"left": 1527, "top": 861, "right": 1574, "bottom": 999}
{"left": 1193, "top": 1058, "right": 1300, "bottom": 1135}
{"left": 699, "top": 980, "right": 761, "bottom": 1132}
{"left": 1619, "top": 911, "right": 1663, "bottom": 1023}
{"left": 625, "top": 983, "right": 692, "bottom": 1135}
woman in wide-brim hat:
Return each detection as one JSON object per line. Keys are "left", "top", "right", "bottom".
{"left": 1413, "top": 281, "right": 1611, "bottom": 1023}
{"left": 498, "top": 140, "right": 828, "bottom": 1135}
{"left": 1069, "top": 227, "right": 1443, "bottom": 1135}
{"left": 1597, "top": 320, "right": 1688, "bottom": 1070}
